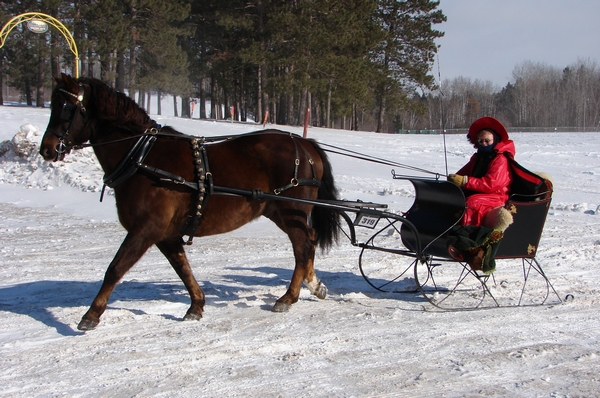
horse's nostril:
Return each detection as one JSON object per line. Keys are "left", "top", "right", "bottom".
{"left": 40, "top": 146, "right": 53, "bottom": 160}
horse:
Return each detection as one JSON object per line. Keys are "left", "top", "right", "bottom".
{"left": 39, "top": 74, "right": 340, "bottom": 331}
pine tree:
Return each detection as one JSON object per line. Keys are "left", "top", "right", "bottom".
{"left": 83, "top": 0, "right": 130, "bottom": 83}
{"left": 132, "top": 0, "right": 191, "bottom": 115}
{"left": 372, "top": 0, "right": 445, "bottom": 132}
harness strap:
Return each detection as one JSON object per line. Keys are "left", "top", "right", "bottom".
{"left": 274, "top": 135, "right": 321, "bottom": 195}
{"left": 102, "top": 134, "right": 157, "bottom": 186}
{"left": 181, "top": 138, "right": 212, "bottom": 245}
{"left": 100, "top": 134, "right": 157, "bottom": 201}
{"left": 136, "top": 164, "right": 197, "bottom": 190}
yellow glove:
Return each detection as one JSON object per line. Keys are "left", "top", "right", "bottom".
{"left": 448, "top": 174, "right": 467, "bottom": 187}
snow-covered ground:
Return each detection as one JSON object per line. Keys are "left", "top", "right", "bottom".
{"left": 1, "top": 104, "right": 599, "bottom": 397}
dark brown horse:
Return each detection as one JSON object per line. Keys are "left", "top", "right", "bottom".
{"left": 39, "top": 74, "right": 339, "bottom": 330}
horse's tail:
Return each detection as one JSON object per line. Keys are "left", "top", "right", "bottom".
{"left": 308, "top": 139, "right": 340, "bottom": 251}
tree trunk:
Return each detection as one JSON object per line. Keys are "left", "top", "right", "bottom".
{"left": 128, "top": 45, "right": 136, "bottom": 89}
{"left": 100, "top": 58, "right": 111, "bottom": 84}
{"left": 50, "top": 31, "right": 60, "bottom": 88}
{"left": 257, "top": 64, "right": 263, "bottom": 123}
{"left": 138, "top": 89, "right": 145, "bottom": 108}
{"left": 377, "top": 88, "right": 387, "bottom": 133}
{"left": 326, "top": 79, "right": 332, "bottom": 128}
{"left": 36, "top": 54, "right": 45, "bottom": 108}
{"left": 199, "top": 78, "right": 206, "bottom": 119}
{"left": 173, "top": 95, "right": 178, "bottom": 117}
{"left": 157, "top": 90, "right": 162, "bottom": 115}
{"left": 287, "top": 93, "right": 294, "bottom": 125}
{"left": 115, "top": 50, "right": 126, "bottom": 92}
{"left": 210, "top": 77, "right": 217, "bottom": 119}
{"left": 87, "top": 48, "right": 94, "bottom": 78}
{"left": 181, "top": 96, "right": 191, "bottom": 118}
{"left": 25, "top": 78, "right": 33, "bottom": 106}
{"left": 261, "top": 65, "right": 269, "bottom": 123}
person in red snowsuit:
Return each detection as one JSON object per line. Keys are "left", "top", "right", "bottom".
{"left": 448, "top": 116, "right": 515, "bottom": 226}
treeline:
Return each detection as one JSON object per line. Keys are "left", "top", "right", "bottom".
{"left": 406, "top": 59, "right": 600, "bottom": 131}
{"left": 0, "top": 0, "right": 446, "bottom": 132}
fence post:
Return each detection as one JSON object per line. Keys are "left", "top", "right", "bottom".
{"left": 303, "top": 107, "right": 310, "bottom": 138}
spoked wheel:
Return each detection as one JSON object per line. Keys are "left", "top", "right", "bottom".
{"left": 414, "top": 258, "right": 500, "bottom": 310}
{"left": 358, "top": 220, "right": 419, "bottom": 293}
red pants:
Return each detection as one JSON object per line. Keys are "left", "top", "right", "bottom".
{"left": 461, "top": 193, "right": 508, "bottom": 226}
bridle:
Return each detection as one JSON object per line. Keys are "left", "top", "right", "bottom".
{"left": 47, "top": 84, "right": 87, "bottom": 160}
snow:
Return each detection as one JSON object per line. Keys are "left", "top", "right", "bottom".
{"left": 1, "top": 104, "right": 599, "bottom": 397}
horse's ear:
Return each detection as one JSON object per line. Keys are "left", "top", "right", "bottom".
{"left": 59, "top": 73, "right": 75, "bottom": 85}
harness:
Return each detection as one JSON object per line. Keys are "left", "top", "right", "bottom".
{"left": 101, "top": 132, "right": 320, "bottom": 244}
{"left": 53, "top": 86, "right": 322, "bottom": 244}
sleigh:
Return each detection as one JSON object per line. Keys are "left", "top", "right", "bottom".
{"left": 355, "top": 173, "right": 561, "bottom": 310}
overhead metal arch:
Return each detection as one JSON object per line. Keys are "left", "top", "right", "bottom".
{"left": 0, "top": 12, "right": 79, "bottom": 77}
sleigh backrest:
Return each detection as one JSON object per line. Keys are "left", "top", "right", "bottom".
{"left": 495, "top": 180, "right": 553, "bottom": 259}
{"left": 504, "top": 153, "right": 552, "bottom": 200}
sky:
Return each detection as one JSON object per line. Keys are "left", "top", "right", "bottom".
{"left": 435, "top": 0, "right": 600, "bottom": 88}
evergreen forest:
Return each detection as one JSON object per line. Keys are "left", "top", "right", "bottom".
{"left": 1, "top": 1, "right": 598, "bottom": 132}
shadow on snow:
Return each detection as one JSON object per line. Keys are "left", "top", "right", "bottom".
{"left": 0, "top": 267, "right": 424, "bottom": 335}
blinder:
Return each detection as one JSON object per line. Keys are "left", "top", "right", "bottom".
{"left": 48, "top": 84, "right": 87, "bottom": 160}
{"left": 60, "top": 102, "right": 77, "bottom": 121}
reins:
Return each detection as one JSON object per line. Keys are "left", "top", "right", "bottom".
{"left": 74, "top": 127, "right": 445, "bottom": 186}
{"left": 318, "top": 142, "right": 444, "bottom": 180}
{"left": 73, "top": 127, "right": 235, "bottom": 150}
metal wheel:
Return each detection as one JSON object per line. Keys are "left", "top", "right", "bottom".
{"left": 414, "top": 257, "right": 500, "bottom": 310}
{"left": 358, "top": 219, "right": 419, "bottom": 293}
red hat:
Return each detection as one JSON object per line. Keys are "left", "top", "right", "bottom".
{"left": 467, "top": 116, "right": 509, "bottom": 146}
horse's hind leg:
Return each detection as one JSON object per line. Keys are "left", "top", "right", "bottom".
{"left": 78, "top": 232, "right": 154, "bottom": 331}
{"left": 270, "top": 210, "right": 326, "bottom": 312}
{"left": 155, "top": 238, "right": 205, "bottom": 321}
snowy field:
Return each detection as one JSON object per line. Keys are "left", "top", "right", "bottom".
{"left": 1, "top": 104, "right": 599, "bottom": 397}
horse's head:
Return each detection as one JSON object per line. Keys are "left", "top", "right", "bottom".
{"left": 40, "top": 73, "right": 90, "bottom": 161}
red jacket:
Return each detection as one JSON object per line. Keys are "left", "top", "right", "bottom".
{"left": 458, "top": 139, "right": 515, "bottom": 195}
{"left": 457, "top": 139, "right": 516, "bottom": 226}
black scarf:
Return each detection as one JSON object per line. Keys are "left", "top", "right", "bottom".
{"left": 472, "top": 150, "right": 498, "bottom": 178}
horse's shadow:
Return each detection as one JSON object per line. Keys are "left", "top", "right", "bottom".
{"left": 0, "top": 280, "right": 193, "bottom": 336}
{"left": 0, "top": 266, "right": 422, "bottom": 335}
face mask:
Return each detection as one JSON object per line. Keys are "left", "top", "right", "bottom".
{"left": 478, "top": 144, "right": 495, "bottom": 153}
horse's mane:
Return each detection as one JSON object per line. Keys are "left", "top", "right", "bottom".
{"left": 80, "top": 77, "right": 157, "bottom": 134}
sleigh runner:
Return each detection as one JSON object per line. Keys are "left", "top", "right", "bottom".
{"left": 40, "top": 75, "right": 562, "bottom": 330}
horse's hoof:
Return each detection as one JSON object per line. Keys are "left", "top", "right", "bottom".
{"left": 272, "top": 301, "right": 291, "bottom": 312}
{"left": 77, "top": 318, "right": 99, "bottom": 331}
{"left": 183, "top": 312, "right": 203, "bottom": 321}
{"left": 314, "top": 283, "right": 327, "bottom": 300}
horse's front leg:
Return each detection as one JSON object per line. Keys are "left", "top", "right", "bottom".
{"left": 78, "top": 232, "right": 153, "bottom": 331}
{"left": 272, "top": 224, "right": 326, "bottom": 312}
{"left": 155, "top": 238, "right": 205, "bottom": 321}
